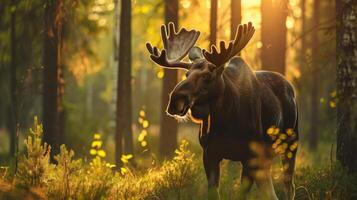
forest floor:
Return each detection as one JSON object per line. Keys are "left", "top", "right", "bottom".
{"left": 0, "top": 119, "right": 357, "bottom": 200}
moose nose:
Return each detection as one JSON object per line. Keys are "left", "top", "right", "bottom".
{"left": 167, "top": 94, "right": 190, "bottom": 116}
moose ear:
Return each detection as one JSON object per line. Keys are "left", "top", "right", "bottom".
{"left": 188, "top": 46, "right": 204, "bottom": 63}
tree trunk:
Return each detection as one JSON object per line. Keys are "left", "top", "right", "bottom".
{"left": 230, "top": 0, "right": 241, "bottom": 40}
{"left": 116, "top": 0, "right": 133, "bottom": 166}
{"left": 308, "top": 0, "right": 320, "bottom": 150}
{"left": 160, "top": 0, "right": 179, "bottom": 158}
{"left": 210, "top": 0, "right": 218, "bottom": 47}
{"left": 43, "top": 0, "right": 64, "bottom": 161}
{"left": 261, "top": 0, "right": 288, "bottom": 74}
{"left": 8, "top": 0, "right": 17, "bottom": 157}
{"left": 301, "top": 0, "right": 306, "bottom": 57}
{"left": 336, "top": 0, "right": 357, "bottom": 173}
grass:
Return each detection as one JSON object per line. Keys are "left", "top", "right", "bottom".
{"left": 0, "top": 117, "right": 357, "bottom": 200}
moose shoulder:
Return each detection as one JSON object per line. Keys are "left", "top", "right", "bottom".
{"left": 146, "top": 22, "right": 298, "bottom": 200}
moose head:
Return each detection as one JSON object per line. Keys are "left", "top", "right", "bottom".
{"left": 146, "top": 22, "right": 255, "bottom": 120}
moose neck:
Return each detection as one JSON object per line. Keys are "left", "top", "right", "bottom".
{"left": 209, "top": 61, "right": 259, "bottom": 134}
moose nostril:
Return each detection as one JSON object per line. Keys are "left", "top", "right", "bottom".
{"left": 176, "top": 99, "right": 186, "bottom": 113}
{"left": 168, "top": 94, "right": 189, "bottom": 115}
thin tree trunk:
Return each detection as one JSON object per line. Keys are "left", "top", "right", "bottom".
{"left": 8, "top": 0, "right": 17, "bottom": 157}
{"left": 58, "top": 22, "right": 65, "bottom": 146}
{"left": 43, "top": 0, "right": 64, "bottom": 161}
{"left": 230, "top": 0, "right": 241, "bottom": 40}
{"left": 336, "top": 0, "right": 357, "bottom": 173}
{"left": 116, "top": 0, "right": 133, "bottom": 166}
{"left": 301, "top": 0, "right": 306, "bottom": 57}
{"left": 261, "top": 0, "right": 288, "bottom": 74}
{"left": 308, "top": 0, "right": 320, "bottom": 150}
{"left": 210, "top": 0, "right": 218, "bottom": 47}
{"left": 160, "top": 0, "right": 179, "bottom": 158}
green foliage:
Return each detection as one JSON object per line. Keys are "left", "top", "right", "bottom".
{"left": 158, "top": 140, "right": 202, "bottom": 199}
{"left": 16, "top": 117, "right": 52, "bottom": 188}
{"left": 4, "top": 118, "right": 357, "bottom": 200}
{"left": 109, "top": 140, "right": 203, "bottom": 200}
{"left": 2, "top": 118, "right": 203, "bottom": 199}
{"left": 295, "top": 163, "right": 357, "bottom": 200}
{"left": 47, "top": 145, "right": 82, "bottom": 199}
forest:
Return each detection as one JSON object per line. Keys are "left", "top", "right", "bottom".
{"left": 0, "top": 0, "right": 356, "bottom": 199}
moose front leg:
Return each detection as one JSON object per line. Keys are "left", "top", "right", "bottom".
{"left": 253, "top": 165, "right": 278, "bottom": 200}
{"left": 203, "top": 151, "right": 221, "bottom": 200}
{"left": 237, "top": 163, "right": 254, "bottom": 200}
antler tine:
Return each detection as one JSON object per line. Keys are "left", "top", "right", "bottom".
{"left": 202, "top": 41, "right": 233, "bottom": 67}
{"left": 202, "top": 22, "right": 255, "bottom": 67}
{"left": 146, "top": 22, "right": 200, "bottom": 69}
{"left": 230, "top": 22, "right": 255, "bottom": 57}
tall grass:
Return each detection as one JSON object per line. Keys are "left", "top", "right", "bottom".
{"left": 1, "top": 117, "right": 357, "bottom": 200}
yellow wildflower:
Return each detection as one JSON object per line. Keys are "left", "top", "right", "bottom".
{"left": 142, "top": 120, "right": 149, "bottom": 128}
{"left": 273, "top": 128, "right": 280, "bottom": 135}
{"left": 330, "top": 101, "right": 336, "bottom": 108}
{"left": 279, "top": 134, "right": 287, "bottom": 140}
{"left": 97, "top": 150, "right": 106, "bottom": 157}
{"left": 106, "top": 163, "right": 116, "bottom": 169}
{"left": 90, "top": 149, "right": 97, "bottom": 155}
{"left": 289, "top": 142, "right": 298, "bottom": 151}
{"left": 139, "top": 110, "right": 145, "bottom": 117}
{"left": 141, "top": 141, "right": 147, "bottom": 147}
{"left": 157, "top": 70, "right": 164, "bottom": 79}
{"left": 94, "top": 133, "right": 101, "bottom": 140}
{"left": 267, "top": 126, "right": 275, "bottom": 135}
{"left": 120, "top": 167, "right": 127, "bottom": 175}
{"left": 138, "top": 117, "right": 144, "bottom": 124}
{"left": 121, "top": 154, "right": 133, "bottom": 164}
{"left": 91, "top": 141, "right": 102, "bottom": 148}
{"left": 138, "top": 134, "right": 145, "bottom": 142}
{"left": 286, "top": 129, "right": 294, "bottom": 136}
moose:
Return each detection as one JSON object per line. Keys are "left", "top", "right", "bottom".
{"left": 146, "top": 22, "right": 299, "bottom": 200}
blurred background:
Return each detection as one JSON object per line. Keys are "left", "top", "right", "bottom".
{"left": 0, "top": 0, "right": 336, "bottom": 168}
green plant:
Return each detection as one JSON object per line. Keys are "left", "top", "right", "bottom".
{"left": 16, "top": 116, "right": 52, "bottom": 188}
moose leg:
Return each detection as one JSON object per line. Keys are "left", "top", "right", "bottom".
{"left": 282, "top": 152, "right": 297, "bottom": 200}
{"left": 237, "top": 164, "right": 254, "bottom": 200}
{"left": 254, "top": 166, "right": 278, "bottom": 200}
{"left": 203, "top": 152, "right": 221, "bottom": 200}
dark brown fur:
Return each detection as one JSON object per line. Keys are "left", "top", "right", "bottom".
{"left": 167, "top": 56, "right": 298, "bottom": 200}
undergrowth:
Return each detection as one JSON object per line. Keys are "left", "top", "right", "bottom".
{"left": 0, "top": 117, "right": 356, "bottom": 200}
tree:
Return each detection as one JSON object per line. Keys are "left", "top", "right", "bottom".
{"left": 43, "top": 0, "right": 64, "bottom": 161}
{"left": 336, "top": 0, "right": 357, "bottom": 173}
{"left": 159, "top": 0, "right": 179, "bottom": 158}
{"left": 8, "top": 0, "right": 17, "bottom": 157}
{"left": 308, "top": 0, "right": 320, "bottom": 150}
{"left": 116, "top": 0, "right": 133, "bottom": 166}
{"left": 230, "top": 0, "right": 241, "bottom": 40}
{"left": 261, "top": 0, "right": 288, "bottom": 74}
{"left": 210, "top": 0, "right": 218, "bottom": 47}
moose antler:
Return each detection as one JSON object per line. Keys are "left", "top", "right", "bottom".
{"left": 203, "top": 22, "right": 255, "bottom": 67}
{"left": 146, "top": 22, "right": 200, "bottom": 69}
